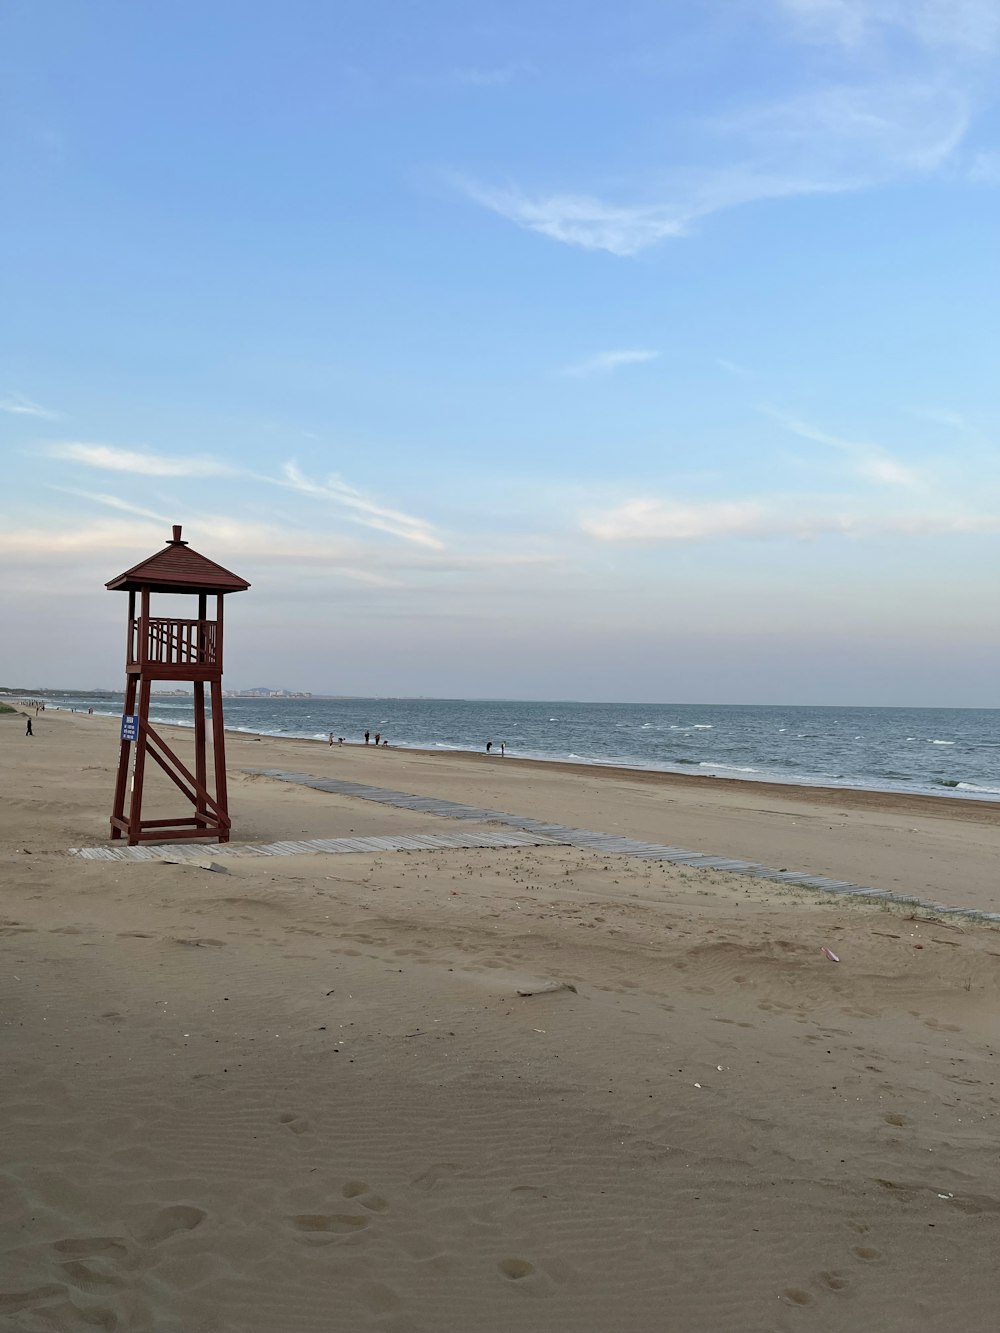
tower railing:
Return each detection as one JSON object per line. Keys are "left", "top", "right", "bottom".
{"left": 129, "top": 616, "right": 218, "bottom": 668}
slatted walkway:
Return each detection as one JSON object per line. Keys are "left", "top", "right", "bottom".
{"left": 69, "top": 828, "right": 565, "bottom": 863}
{"left": 237, "top": 768, "right": 1000, "bottom": 925}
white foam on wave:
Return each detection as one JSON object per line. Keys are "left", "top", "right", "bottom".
{"left": 693, "top": 724, "right": 713, "bottom": 730}
{"left": 701, "top": 762, "right": 758, "bottom": 773}
{"left": 929, "top": 739, "right": 955, "bottom": 745}
{"left": 956, "top": 781, "right": 1000, "bottom": 794}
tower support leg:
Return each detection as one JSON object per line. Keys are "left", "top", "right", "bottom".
{"left": 110, "top": 676, "right": 138, "bottom": 839}
{"left": 193, "top": 681, "right": 208, "bottom": 827}
{"left": 127, "top": 679, "right": 152, "bottom": 846}
{"left": 210, "top": 679, "right": 230, "bottom": 842}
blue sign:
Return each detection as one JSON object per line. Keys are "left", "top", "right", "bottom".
{"left": 121, "top": 714, "right": 139, "bottom": 742}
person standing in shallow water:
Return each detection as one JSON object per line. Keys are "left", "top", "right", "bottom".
{"left": 364, "top": 730, "right": 370, "bottom": 745}
{"left": 374, "top": 732, "right": 381, "bottom": 746}
{"left": 485, "top": 740, "right": 492, "bottom": 753}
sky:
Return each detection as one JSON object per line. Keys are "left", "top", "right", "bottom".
{"left": 1, "top": 0, "right": 998, "bottom": 705}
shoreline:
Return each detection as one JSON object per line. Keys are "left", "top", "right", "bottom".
{"left": 13, "top": 707, "right": 999, "bottom": 912}
{"left": 38, "top": 702, "right": 1000, "bottom": 819}
{"left": 236, "top": 730, "right": 1000, "bottom": 824}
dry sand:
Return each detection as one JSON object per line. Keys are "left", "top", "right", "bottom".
{"left": 2, "top": 707, "right": 999, "bottom": 1332}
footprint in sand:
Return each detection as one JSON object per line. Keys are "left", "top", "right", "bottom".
{"left": 342, "top": 1181, "right": 389, "bottom": 1212}
{"left": 53, "top": 1238, "right": 129, "bottom": 1262}
{"left": 0, "top": 1285, "right": 66, "bottom": 1315}
{"left": 497, "top": 1257, "right": 560, "bottom": 1298}
{"left": 509, "top": 1185, "right": 548, "bottom": 1201}
{"left": 780, "top": 1288, "right": 815, "bottom": 1306}
{"left": 851, "top": 1245, "right": 883, "bottom": 1263}
{"left": 60, "top": 1261, "right": 127, "bottom": 1293}
{"left": 817, "top": 1271, "right": 851, "bottom": 1291}
{"left": 410, "top": 1163, "right": 462, "bottom": 1192}
{"left": 137, "top": 1205, "right": 206, "bottom": 1245}
{"left": 499, "top": 1259, "right": 535, "bottom": 1280}
{"left": 278, "top": 1113, "right": 312, "bottom": 1135}
{"left": 287, "top": 1214, "right": 370, "bottom": 1245}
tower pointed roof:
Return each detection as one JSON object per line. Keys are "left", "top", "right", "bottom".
{"left": 106, "top": 526, "right": 251, "bottom": 595}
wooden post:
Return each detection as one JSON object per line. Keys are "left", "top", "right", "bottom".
{"left": 211, "top": 595, "right": 229, "bottom": 841}
{"left": 193, "top": 592, "right": 208, "bottom": 827}
{"left": 193, "top": 682, "right": 208, "bottom": 826}
{"left": 128, "top": 676, "right": 152, "bottom": 845}
{"left": 110, "top": 674, "right": 137, "bottom": 839}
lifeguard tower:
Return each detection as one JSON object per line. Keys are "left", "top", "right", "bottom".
{"left": 106, "top": 525, "right": 250, "bottom": 845}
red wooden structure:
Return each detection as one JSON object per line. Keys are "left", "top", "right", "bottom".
{"left": 106, "top": 525, "right": 250, "bottom": 845}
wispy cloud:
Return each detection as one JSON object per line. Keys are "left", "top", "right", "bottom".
{"left": 582, "top": 495, "right": 1000, "bottom": 544}
{"left": 761, "top": 407, "right": 923, "bottom": 488}
{"left": 460, "top": 180, "right": 688, "bottom": 256}
{"left": 1, "top": 392, "right": 57, "bottom": 419}
{"left": 48, "top": 487, "right": 173, "bottom": 523}
{"left": 43, "top": 443, "right": 447, "bottom": 551}
{"left": 560, "top": 349, "right": 659, "bottom": 377}
{"left": 278, "top": 463, "right": 445, "bottom": 550}
{"left": 460, "top": 0, "right": 993, "bottom": 255}
{"left": 462, "top": 79, "right": 970, "bottom": 255}
{"left": 710, "top": 80, "right": 970, "bottom": 179}
{"left": 717, "top": 358, "right": 754, "bottom": 380}
{"left": 774, "top": 0, "right": 1000, "bottom": 55}
{"left": 0, "top": 517, "right": 401, "bottom": 587}
{"left": 584, "top": 498, "right": 771, "bottom": 543}
{"left": 911, "top": 407, "right": 968, "bottom": 430}
{"left": 48, "top": 443, "right": 233, "bottom": 477}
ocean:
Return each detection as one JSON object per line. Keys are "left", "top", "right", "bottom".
{"left": 21, "top": 693, "right": 1000, "bottom": 803}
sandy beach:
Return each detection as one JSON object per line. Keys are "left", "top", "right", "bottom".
{"left": 2, "top": 706, "right": 999, "bottom": 1332}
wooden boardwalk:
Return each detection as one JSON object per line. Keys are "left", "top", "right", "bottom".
{"left": 69, "top": 828, "right": 566, "bottom": 862}
{"left": 69, "top": 767, "right": 1000, "bottom": 926}
{"left": 236, "top": 768, "right": 1000, "bottom": 926}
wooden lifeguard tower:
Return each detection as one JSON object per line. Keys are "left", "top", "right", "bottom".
{"left": 106, "top": 525, "right": 250, "bottom": 845}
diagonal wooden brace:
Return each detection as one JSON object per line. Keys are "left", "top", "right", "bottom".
{"left": 140, "top": 719, "right": 231, "bottom": 826}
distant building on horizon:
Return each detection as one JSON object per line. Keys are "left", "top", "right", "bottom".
{"left": 222, "top": 687, "right": 313, "bottom": 698}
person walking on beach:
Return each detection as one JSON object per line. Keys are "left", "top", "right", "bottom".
{"left": 364, "top": 730, "right": 370, "bottom": 745}
{"left": 375, "top": 732, "right": 381, "bottom": 746}
{"left": 25, "top": 718, "right": 33, "bottom": 737}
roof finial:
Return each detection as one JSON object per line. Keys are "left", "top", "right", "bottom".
{"left": 169, "top": 525, "right": 188, "bottom": 546}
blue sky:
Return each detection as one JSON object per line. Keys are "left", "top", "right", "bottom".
{"left": 2, "top": 0, "right": 998, "bottom": 703}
